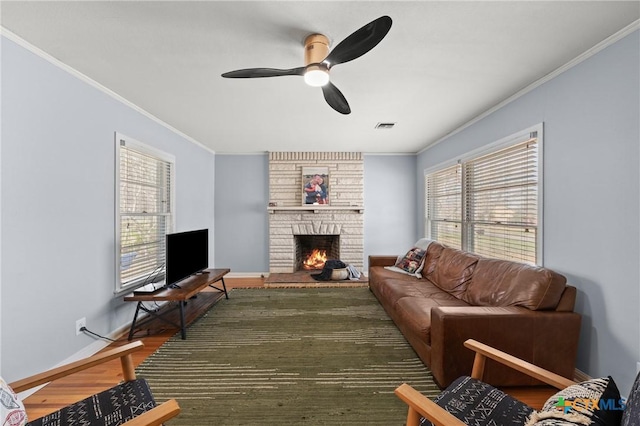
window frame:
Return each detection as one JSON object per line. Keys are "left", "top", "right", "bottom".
{"left": 424, "top": 124, "right": 544, "bottom": 265}
{"left": 114, "top": 132, "right": 176, "bottom": 295}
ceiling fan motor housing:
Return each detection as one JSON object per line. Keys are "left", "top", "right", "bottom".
{"left": 304, "top": 34, "right": 330, "bottom": 66}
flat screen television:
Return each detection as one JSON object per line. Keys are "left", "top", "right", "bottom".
{"left": 165, "top": 229, "right": 209, "bottom": 287}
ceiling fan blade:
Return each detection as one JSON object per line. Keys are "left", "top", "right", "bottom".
{"left": 221, "top": 67, "right": 305, "bottom": 78}
{"left": 322, "top": 82, "right": 351, "bottom": 115}
{"left": 324, "top": 16, "right": 392, "bottom": 66}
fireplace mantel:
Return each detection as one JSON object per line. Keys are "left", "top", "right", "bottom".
{"left": 268, "top": 206, "right": 364, "bottom": 214}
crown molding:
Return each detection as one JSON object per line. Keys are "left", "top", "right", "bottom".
{"left": 418, "top": 19, "right": 640, "bottom": 155}
{"left": 1, "top": 27, "right": 216, "bottom": 155}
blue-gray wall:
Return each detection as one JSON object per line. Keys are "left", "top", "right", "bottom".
{"left": 213, "top": 154, "right": 418, "bottom": 273}
{"left": 417, "top": 31, "right": 640, "bottom": 394}
{"left": 0, "top": 36, "right": 216, "bottom": 382}
{"left": 214, "top": 154, "right": 269, "bottom": 273}
{"left": 364, "top": 154, "right": 418, "bottom": 263}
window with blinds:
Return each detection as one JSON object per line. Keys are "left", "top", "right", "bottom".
{"left": 115, "top": 134, "right": 174, "bottom": 294}
{"left": 425, "top": 128, "right": 541, "bottom": 265}
{"left": 425, "top": 163, "right": 462, "bottom": 249}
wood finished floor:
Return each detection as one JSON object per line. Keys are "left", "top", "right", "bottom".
{"left": 22, "top": 277, "right": 555, "bottom": 421}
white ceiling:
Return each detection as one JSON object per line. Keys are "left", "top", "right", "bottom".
{"left": 1, "top": 1, "right": 638, "bottom": 153}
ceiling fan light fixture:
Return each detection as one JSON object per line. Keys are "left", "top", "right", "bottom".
{"left": 221, "top": 16, "right": 392, "bottom": 114}
{"left": 304, "top": 64, "right": 330, "bottom": 87}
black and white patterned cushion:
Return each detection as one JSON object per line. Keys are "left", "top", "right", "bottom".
{"left": 26, "top": 378, "right": 156, "bottom": 426}
{"left": 526, "top": 376, "right": 623, "bottom": 426}
{"left": 420, "top": 376, "right": 534, "bottom": 426}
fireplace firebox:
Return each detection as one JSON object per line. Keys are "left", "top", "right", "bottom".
{"left": 294, "top": 235, "right": 340, "bottom": 271}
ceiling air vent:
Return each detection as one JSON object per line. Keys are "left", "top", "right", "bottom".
{"left": 375, "top": 122, "right": 396, "bottom": 129}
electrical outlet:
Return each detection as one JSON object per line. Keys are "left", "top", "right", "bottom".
{"left": 76, "top": 317, "right": 86, "bottom": 335}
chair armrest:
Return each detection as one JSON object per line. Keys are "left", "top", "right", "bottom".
{"left": 10, "top": 341, "right": 144, "bottom": 393}
{"left": 394, "top": 383, "right": 465, "bottom": 426}
{"left": 122, "top": 399, "right": 181, "bottom": 426}
{"left": 395, "top": 340, "right": 578, "bottom": 426}
{"left": 465, "top": 339, "right": 577, "bottom": 389}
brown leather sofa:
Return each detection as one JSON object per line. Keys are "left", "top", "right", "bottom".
{"left": 369, "top": 241, "right": 581, "bottom": 389}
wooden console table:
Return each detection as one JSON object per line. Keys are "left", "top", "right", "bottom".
{"left": 124, "top": 268, "right": 230, "bottom": 340}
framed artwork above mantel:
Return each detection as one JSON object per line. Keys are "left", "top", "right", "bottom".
{"left": 302, "top": 166, "right": 329, "bottom": 206}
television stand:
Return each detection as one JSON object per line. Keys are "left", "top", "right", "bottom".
{"left": 124, "top": 268, "right": 230, "bottom": 340}
{"left": 133, "top": 286, "right": 166, "bottom": 296}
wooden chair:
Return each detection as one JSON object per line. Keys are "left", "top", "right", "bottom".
{"left": 395, "top": 339, "right": 579, "bottom": 426}
{"left": 396, "top": 339, "right": 640, "bottom": 426}
{"left": 9, "top": 341, "right": 180, "bottom": 426}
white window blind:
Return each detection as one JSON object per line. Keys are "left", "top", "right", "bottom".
{"left": 464, "top": 137, "right": 538, "bottom": 264}
{"left": 116, "top": 134, "right": 174, "bottom": 294}
{"left": 425, "top": 128, "right": 541, "bottom": 265}
{"left": 425, "top": 163, "right": 462, "bottom": 249}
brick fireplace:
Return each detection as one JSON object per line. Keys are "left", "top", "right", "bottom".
{"left": 268, "top": 152, "right": 364, "bottom": 273}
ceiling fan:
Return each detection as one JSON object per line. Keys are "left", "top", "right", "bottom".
{"left": 221, "top": 16, "right": 392, "bottom": 115}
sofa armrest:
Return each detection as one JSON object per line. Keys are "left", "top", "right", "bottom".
{"left": 429, "top": 307, "right": 581, "bottom": 388}
{"left": 368, "top": 255, "right": 398, "bottom": 268}
{"left": 555, "top": 285, "right": 577, "bottom": 312}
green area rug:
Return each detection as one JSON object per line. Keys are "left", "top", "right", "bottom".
{"left": 136, "top": 288, "right": 439, "bottom": 425}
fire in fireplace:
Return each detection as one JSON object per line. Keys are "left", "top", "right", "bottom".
{"left": 295, "top": 235, "right": 339, "bottom": 271}
{"left": 302, "top": 249, "right": 327, "bottom": 270}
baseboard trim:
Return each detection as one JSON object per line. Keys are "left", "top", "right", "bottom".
{"left": 225, "top": 272, "right": 268, "bottom": 278}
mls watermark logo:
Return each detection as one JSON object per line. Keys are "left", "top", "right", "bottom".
{"left": 555, "top": 396, "right": 626, "bottom": 414}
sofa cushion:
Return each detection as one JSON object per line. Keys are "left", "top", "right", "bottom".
{"left": 395, "top": 296, "right": 469, "bottom": 345}
{"left": 421, "top": 242, "right": 445, "bottom": 277}
{"left": 424, "top": 247, "right": 480, "bottom": 298}
{"left": 462, "top": 258, "right": 567, "bottom": 310}
{"left": 369, "top": 266, "right": 428, "bottom": 311}
{"left": 371, "top": 273, "right": 436, "bottom": 306}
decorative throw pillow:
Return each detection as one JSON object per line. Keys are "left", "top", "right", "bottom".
{"left": 525, "top": 376, "right": 624, "bottom": 426}
{"left": 384, "top": 239, "right": 433, "bottom": 278}
{"left": 0, "top": 376, "right": 27, "bottom": 426}
{"left": 621, "top": 370, "right": 640, "bottom": 426}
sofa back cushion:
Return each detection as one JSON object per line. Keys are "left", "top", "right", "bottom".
{"left": 424, "top": 246, "right": 480, "bottom": 298}
{"left": 462, "top": 258, "right": 567, "bottom": 310}
{"left": 421, "top": 242, "right": 445, "bottom": 277}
